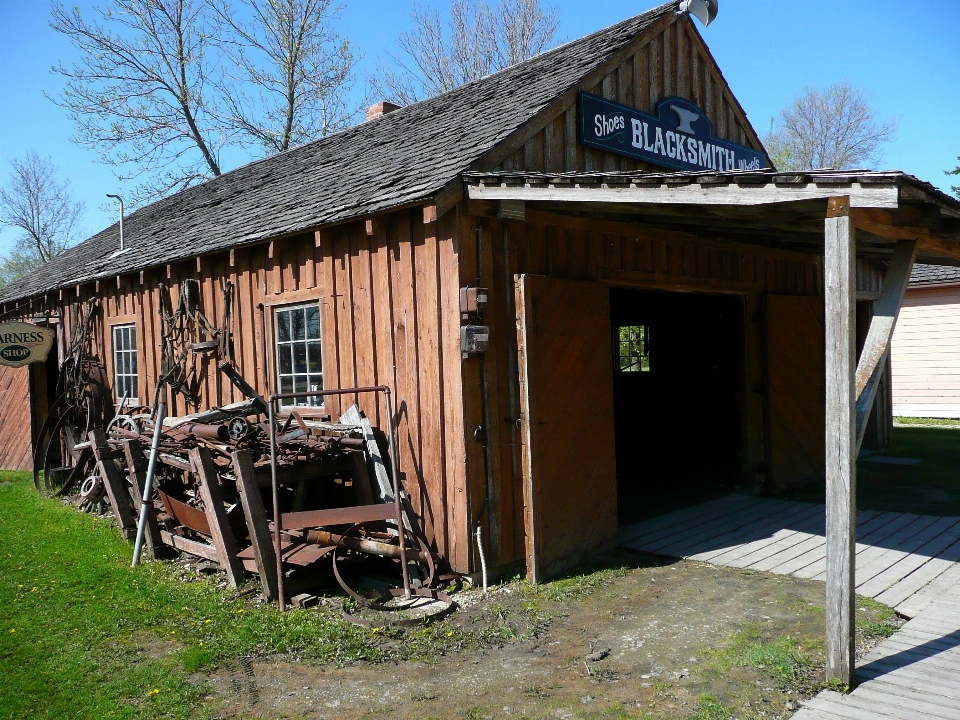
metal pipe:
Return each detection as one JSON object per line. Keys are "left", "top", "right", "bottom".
{"left": 269, "top": 397, "right": 285, "bottom": 610}
{"left": 132, "top": 401, "right": 165, "bottom": 567}
{"left": 257, "top": 303, "right": 269, "bottom": 395}
{"left": 384, "top": 389, "right": 411, "bottom": 598}
{"left": 106, "top": 194, "right": 125, "bottom": 252}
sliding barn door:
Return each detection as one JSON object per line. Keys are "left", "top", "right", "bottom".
{"left": 515, "top": 275, "right": 618, "bottom": 582}
{"left": 766, "top": 295, "right": 825, "bottom": 492}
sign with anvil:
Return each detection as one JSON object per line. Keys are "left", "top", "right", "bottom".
{"left": 0, "top": 322, "right": 56, "bottom": 368}
{"left": 578, "top": 92, "right": 767, "bottom": 173}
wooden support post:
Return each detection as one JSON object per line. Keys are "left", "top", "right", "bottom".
{"left": 190, "top": 447, "right": 245, "bottom": 587}
{"left": 853, "top": 239, "right": 918, "bottom": 450}
{"left": 232, "top": 449, "right": 278, "bottom": 601}
{"left": 88, "top": 429, "right": 137, "bottom": 540}
{"left": 122, "top": 439, "right": 163, "bottom": 557}
{"left": 824, "top": 197, "right": 857, "bottom": 686}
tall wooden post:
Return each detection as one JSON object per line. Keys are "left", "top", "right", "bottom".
{"left": 824, "top": 197, "right": 857, "bottom": 685}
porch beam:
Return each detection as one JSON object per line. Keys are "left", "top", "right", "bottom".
{"left": 466, "top": 180, "right": 899, "bottom": 208}
{"left": 854, "top": 239, "right": 918, "bottom": 451}
{"left": 824, "top": 196, "right": 857, "bottom": 686}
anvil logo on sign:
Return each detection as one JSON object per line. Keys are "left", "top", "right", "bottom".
{"left": 578, "top": 92, "right": 768, "bottom": 173}
{"left": 0, "top": 322, "right": 56, "bottom": 368}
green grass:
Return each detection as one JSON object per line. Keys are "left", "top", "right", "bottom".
{"left": 783, "top": 426, "right": 960, "bottom": 516}
{"left": 0, "top": 470, "right": 383, "bottom": 719}
{"left": 894, "top": 416, "right": 960, "bottom": 428}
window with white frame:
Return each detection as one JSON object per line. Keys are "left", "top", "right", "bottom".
{"left": 275, "top": 303, "right": 322, "bottom": 407}
{"left": 112, "top": 323, "right": 139, "bottom": 402}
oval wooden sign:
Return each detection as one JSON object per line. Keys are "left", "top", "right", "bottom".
{"left": 0, "top": 322, "right": 55, "bottom": 368}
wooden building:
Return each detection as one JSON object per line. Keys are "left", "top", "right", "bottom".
{"left": 2, "top": 1, "right": 960, "bottom": 682}
{"left": 892, "top": 264, "right": 960, "bottom": 419}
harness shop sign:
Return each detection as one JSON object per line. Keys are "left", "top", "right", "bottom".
{"left": 578, "top": 92, "right": 768, "bottom": 173}
{"left": 0, "top": 322, "right": 55, "bottom": 368}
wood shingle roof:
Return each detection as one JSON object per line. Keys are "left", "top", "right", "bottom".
{"left": 0, "top": 2, "right": 675, "bottom": 305}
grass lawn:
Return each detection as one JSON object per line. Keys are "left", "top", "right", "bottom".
{"left": 783, "top": 425, "right": 960, "bottom": 516}
{"left": 0, "top": 469, "right": 384, "bottom": 720}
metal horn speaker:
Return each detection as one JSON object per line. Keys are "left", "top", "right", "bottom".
{"left": 678, "top": 0, "right": 719, "bottom": 27}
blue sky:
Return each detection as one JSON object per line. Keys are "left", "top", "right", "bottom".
{"left": 1, "top": 0, "right": 958, "bottom": 254}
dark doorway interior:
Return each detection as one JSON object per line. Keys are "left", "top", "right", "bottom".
{"left": 610, "top": 288, "right": 744, "bottom": 525}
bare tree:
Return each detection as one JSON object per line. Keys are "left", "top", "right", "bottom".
{"left": 50, "top": 0, "right": 359, "bottom": 203}
{"left": 947, "top": 156, "right": 960, "bottom": 198}
{"left": 764, "top": 82, "right": 899, "bottom": 171}
{"left": 213, "top": 0, "right": 358, "bottom": 154}
{"left": 371, "top": 0, "right": 560, "bottom": 106}
{"left": 50, "top": 0, "right": 225, "bottom": 203}
{"left": 0, "top": 152, "right": 85, "bottom": 287}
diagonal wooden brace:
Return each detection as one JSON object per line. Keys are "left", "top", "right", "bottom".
{"left": 854, "top": 240, "right": 918, "bottom": 452}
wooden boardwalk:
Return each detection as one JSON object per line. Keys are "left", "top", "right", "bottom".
{"left": 619, "top": 496, "right": 960, "bottom": 617}
{"left": 620, "top": 496, "right": 960, "bottom": 720}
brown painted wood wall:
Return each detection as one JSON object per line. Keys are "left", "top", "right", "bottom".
{"left": 459, "top": 205, "right": 824, "bottom": 569}
{"left": 0, "top": 364, "right": 32, "bottom": 470}
{"left": 25, "top": 207, "right": 471, "bottom": 570}
{"left": 485, "top": 14, "right": 765, "bottom": 175}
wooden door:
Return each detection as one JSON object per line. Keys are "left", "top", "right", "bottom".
{"left": 515, "top": 275, "right": 618, "bottom": 582}
{"left": 766, "top": 295, "right": 825, "bottom": 492}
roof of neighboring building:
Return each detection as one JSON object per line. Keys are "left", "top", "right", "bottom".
{"left": 910, "top": 264, "right": 960, "bottom": 287}
{"left": 0, "top": 1, "right": 678, "bottom": 305}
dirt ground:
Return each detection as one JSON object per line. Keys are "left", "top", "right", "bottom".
{"left": 200, "top": 552, "right": 898, "bottom": 720}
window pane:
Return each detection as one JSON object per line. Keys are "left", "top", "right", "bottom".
{"left": 308, "top": 342, "right": 322, "bottom": 373}
{"left": 294, "top": 375, "right": 308, "bottom": 394}
{"left": 293, "top": 343, "right": 307, "bottom": 374}
{"left": 131, "top": 377, "right": 139, "bottom": 399}
{"left": 128, "top": 328, "right": 137, "bottom": 350}
{"left": 309, "top": 374, "right": 323, "bottom": 392}
{"left": 292, "top": 309, "right": 305, "bottom": 340}
{"left": 280, "top": 376, "right": 293, "bottom": 396}
{"left": 277, "top": 310, "right": 291, "bottom": 342}
{"left": 129, "top": 352, "right": 137, "bottom": 374}
{"left": 306, "top": 306, "right": 320, "bottom": 339}
{"left": 279, "top": 345, "right": 292, "bottom": 375}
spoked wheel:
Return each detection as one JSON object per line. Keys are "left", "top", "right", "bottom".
{"left": 331, "top": 523, "right": 453, "bottom": 625}
{"left": 34, "top": 393, "right": 96, "bottom": 497}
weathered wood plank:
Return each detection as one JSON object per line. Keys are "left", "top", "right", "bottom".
{"left": 190, "top": 446, "right": 245, "bottom": 587}
{"left": 233, "top": 449, "right": 278, "bottom": 601}
{"left": 89, "top": 428, "right": 137, "bottom": 540}
{"left": 824, "top": 198, "right": 857, "bottom": 684}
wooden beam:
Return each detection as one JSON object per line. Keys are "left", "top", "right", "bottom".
{"left": 851, "top": 209, "right": 925, "bottom": 241}
{"left": 919, "top": 234, "right": 960, "bottom": 262}
{"left": 466, "top": 180, "right": 899, "bottom": 208}
{"left": 854, "top": 240, "right": 918, "bottom": 451}
{"left": 122, "top": 439, "right": 163, "bottom": 557}
{"left": 823, "top": 196, "right": 857, "bottom": 686}
{"left": 88, "top": 429, "right": 137, "bottom": 540}
{"left": 159, "top": 531, "right": 221, "bottom": 562}
{"left": 232, "top": 449, "right": 278, "bottom": 601}
{"left": 189, "top": 446, "right": 245, "bottom": 587}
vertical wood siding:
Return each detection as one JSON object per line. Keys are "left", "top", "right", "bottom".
{"left": 0, "top": 365, "right": 31, "bottom": 470}
{"left": 892, "top": 285, "right": 960, "bottom": 415}
{"left": 489, "top": 16, "right": 765, "bottom": 175}
{"left": 461, "top": 206, "right": 823, "bottom": 568}
{"left": 24, "top": 212, "right": 470, "bottom": 568}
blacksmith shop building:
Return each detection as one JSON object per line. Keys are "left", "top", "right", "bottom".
{"left": 2, "top": 0, "right": 959, "bottom": 593}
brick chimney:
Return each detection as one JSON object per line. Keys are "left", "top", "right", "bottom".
{"left": 365, "top": 101, "right": 402, "bottom": 122}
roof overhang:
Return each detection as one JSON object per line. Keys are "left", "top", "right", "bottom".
{"left": 463, "top": 170, "right": 960, "bottom": 267}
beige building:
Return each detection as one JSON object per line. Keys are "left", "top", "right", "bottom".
{"left": 892, "top": 264, "right": 960, "bottom": 419}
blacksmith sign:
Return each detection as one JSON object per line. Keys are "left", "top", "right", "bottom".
{"left": 0, "top": 322, "right": 56, "bottom": 368}
{"left": 578, "top": 92, "right": 768, "bottom": 172}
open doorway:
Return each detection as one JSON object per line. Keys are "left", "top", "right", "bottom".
{"left": 610, "top": 288, "right": 745, "bottom": 525}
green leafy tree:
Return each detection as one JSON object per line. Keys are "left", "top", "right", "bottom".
{"left": 947, "top": 156, "right": 960, "bottom": 198}
{"left": 0, "top": 152, "right": 85, "bottom": 288}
